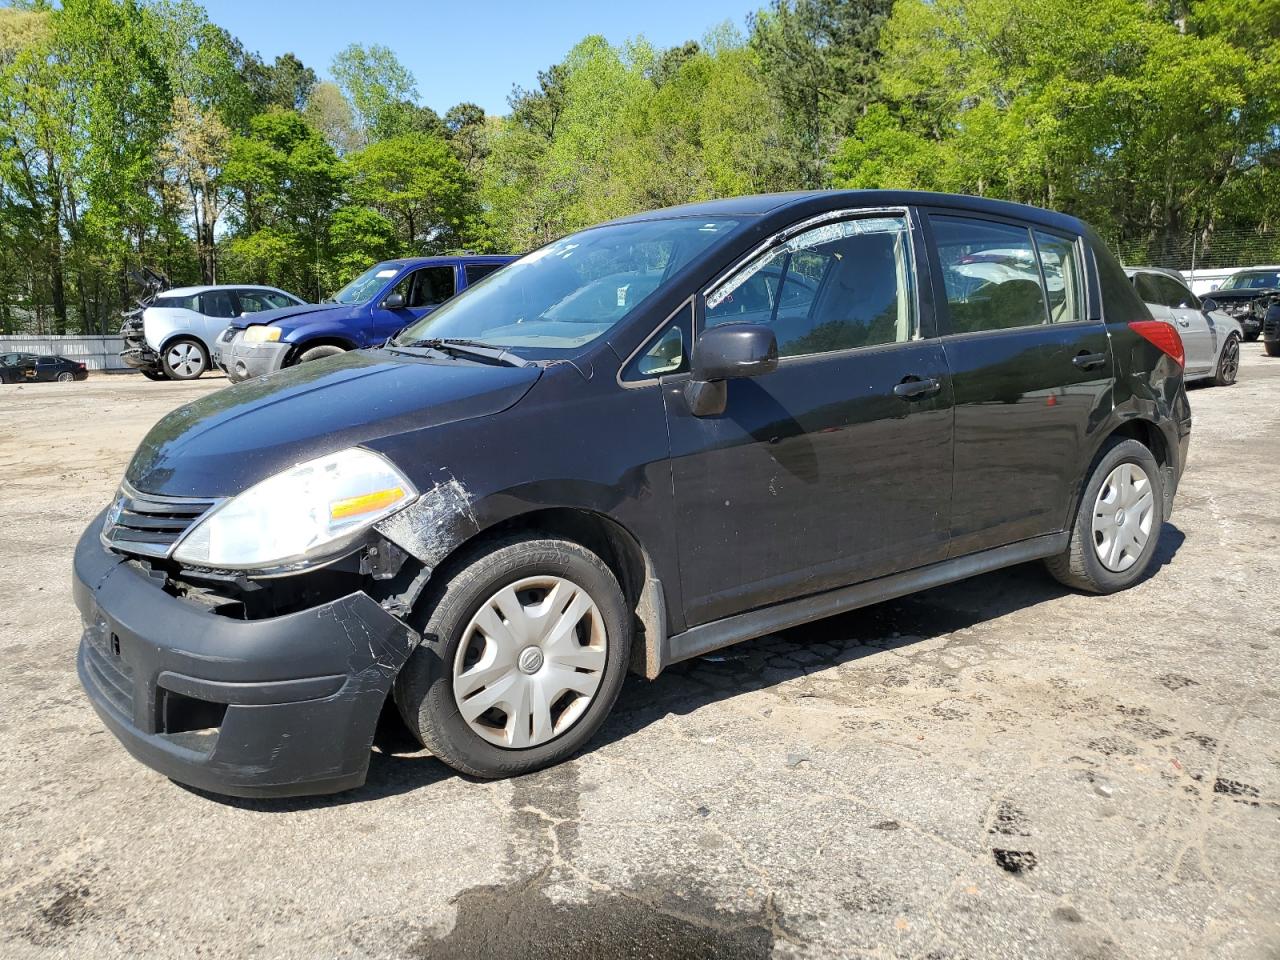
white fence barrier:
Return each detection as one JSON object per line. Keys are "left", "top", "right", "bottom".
{"left": 0, "top": 334, "right": 131, "bottom": 372}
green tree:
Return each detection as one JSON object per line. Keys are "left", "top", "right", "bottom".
{"left": 345, "top": 132, "right": 471, "bottom": 253}
{"left": 831, "top": 0, "right": 1280, "bottom": 259}
{"left": 751, "top": 0, "right": 892, "bottom": 187}
{"left": 330, "top": 43, "right": 418, "bottom": 145}
{"left": 222, "top": 109, "right": 343, "bottom": 298}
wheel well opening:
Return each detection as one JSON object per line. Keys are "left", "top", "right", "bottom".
{"left": 455, "top": 508, "right": 647, "bottom": 609}
{"left": 159, "top": 333, "right": 208, "bottom": 357}
{"left": 287, "top": 338, "right": 353, "bottom": 364}
{"left": 1109, "top": 419, "right": 1168, "bottom": 471}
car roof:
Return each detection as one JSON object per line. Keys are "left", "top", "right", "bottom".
{"left": 160, "top": 285, "right": 288, "bottom": 296}
{"left": 604, "top": 189, "right": 1090, "bottom": 235}
{"left": 375, "top": 255, "right": 518, "bottom": 268}
{"left": 1123, "top": 266, "right": 1189, "bottom": 282}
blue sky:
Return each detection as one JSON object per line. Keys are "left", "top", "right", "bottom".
{"left": 206, "top": 0, "right": 757, "bottom": 115}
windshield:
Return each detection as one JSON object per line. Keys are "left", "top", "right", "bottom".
{"left": 1220, "top": 270, "right": 1280, "bottom": 290}
{"left": 394, "top": 217, "right": 740, "bottom": 355}
{"left": 331, "top": 263, "right": 402, "bottom": 304}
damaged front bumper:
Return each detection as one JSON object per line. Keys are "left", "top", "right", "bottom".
{"left": 222, "top": 331, "right": 290, "bottom": 383}
{"left": 72, "top": 514, "right": 419, "bottom": 798}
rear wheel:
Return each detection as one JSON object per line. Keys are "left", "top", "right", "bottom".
{"left": 1265, "top": 340, "right": 1280, "bottom": 358}
{"left": 1213, "top": 334, "right": 1240, "bottom": 386}
{"left": 1244, "top": 331, "right": 1260, "bottom": 342}
{"left": 56, "top": 371, "right": 74, "bottom": 382}
{"left": 296, "top": 344, "right": 345, "bottom": 365}
{"left": 161, "top": 338, "right": 208, "bottom": 380}
{"left": 395, "top": 535, "right": 632, "bottom": 778}
{"left": 1045, "top": 438, "right": 1163, "bottom": 594}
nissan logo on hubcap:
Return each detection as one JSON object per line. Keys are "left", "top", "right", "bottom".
{"left": 518, "top": 647, "right": 545, "bottom": 674}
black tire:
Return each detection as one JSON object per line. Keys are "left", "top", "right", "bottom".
{"left": 1244, "top": 331, "right": 1260, "bottom": 342}
{"left": 141, "top": 370, "right": 166, "bottom": 382}
{"left": 1265, "top": 340, "right": 1280, "bottom": 358}
{"left": 56, "top": 371, "right": 74, "bottom": 383}
{"left": 1213, "top": 334, "right": 1240, "bottom": 386}
{"left": 296, "top": 344, "right": 345, "bottom": 364}
{"left": 1045, "top": 437, "right": 1164, "bottom": 594}
{"left": 160, "top": 338, "right": 208, "bottom": 380}
{"left": 395, "top": 535, "right": 632, "bottom": 778}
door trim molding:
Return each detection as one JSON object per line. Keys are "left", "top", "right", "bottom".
{"left": 657, "top": 532, "right": 1068, "bottom": 673}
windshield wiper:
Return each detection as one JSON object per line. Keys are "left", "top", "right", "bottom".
{"left": 396, "top": 338, "right": 528, "bottom": 367}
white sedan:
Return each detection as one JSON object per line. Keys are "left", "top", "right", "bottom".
{"left": 1125, "top": 267, "right": 1241, "bottom": 386}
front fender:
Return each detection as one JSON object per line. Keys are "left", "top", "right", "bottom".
{"left": 280, "top": 312, "right": 365, "bottom": 351}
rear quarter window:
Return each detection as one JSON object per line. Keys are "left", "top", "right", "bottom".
{"left": 1090, "top": 237, "right": 1152, "bottom": 324}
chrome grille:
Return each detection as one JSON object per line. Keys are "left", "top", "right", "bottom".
{"left": 101, "top": 485, "right": 218, "bottom": 559}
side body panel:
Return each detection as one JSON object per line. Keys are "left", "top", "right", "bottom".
{"left": 919, "top": 208, "right": 1115, "bottom": 555}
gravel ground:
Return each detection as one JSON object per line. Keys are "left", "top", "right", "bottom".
{"left": 1, "top": 353, "right": 1278, "bottom": 959}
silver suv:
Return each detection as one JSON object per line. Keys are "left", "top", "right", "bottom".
{"left": 120, "top": 285, "right": 305, "bottom": 381}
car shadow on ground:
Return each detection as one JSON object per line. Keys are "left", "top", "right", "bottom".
{"left": 196, "top": 523, "right": 1185, "bottom": 812}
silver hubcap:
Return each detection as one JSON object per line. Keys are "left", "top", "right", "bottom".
{"left": 57, "top": 372, "right": 72, "bottom": 382}
{"left": 166, "top": 342, "right": 203, "bottom": 377}
{"left": 1092, "top": 462, "right": 1155, "bottom": 572}
{"left": 452, "top": 575, "right": 607, "bottom": 749}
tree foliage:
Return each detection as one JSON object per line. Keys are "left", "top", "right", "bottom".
{"left": 1, "top": 0, "right": 1277, "bottom": 334}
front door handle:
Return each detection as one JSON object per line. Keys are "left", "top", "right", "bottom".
{"left": 894, "top": 375, "right": 941, "bottom": 399}
{"left": 1072, "top": 351, "right": 1107, "bottom": 370}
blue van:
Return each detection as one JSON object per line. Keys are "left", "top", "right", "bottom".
{"left": 218, "top": 255, "right": 515, "bottom": 381}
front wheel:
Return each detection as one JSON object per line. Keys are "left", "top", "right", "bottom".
{"left": 141, "top": 369, "right": 166, "bottom": 382}
{"left": 1244, "top": 331, "right": 1260, "bottom": 342}
{"left": 1265, "top": 340, "right": 1280, "bottom": 358}
{"left": 1213, "top": 334, "right": 1240, "bottom": 386}
{"left": 1045, "top": 438, "right": 1164, "bottom": 594}
{"left": 395, "top": 535, "right": 632, "bottom": 778}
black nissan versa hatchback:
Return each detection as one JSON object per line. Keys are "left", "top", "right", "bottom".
{"left": 74, "top": 191, "right": 1191, "bottom": 797}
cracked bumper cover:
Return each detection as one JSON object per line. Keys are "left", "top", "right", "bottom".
{"left": 223, "top": 337, "right": 290, "bottom": 383}
{"left": 72, "top": 514, "right": 418, "bottom": 798}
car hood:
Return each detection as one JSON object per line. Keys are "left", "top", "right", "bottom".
{"left": 1209, "top": 288, "right": 1280, "bottom": 302}
{"left": 126, "top": 349, "right": 542, "bottom": 497}
{"left": 228, "top": 302, "right": 351, "bottom": 330}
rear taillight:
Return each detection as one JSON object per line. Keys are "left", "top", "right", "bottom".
{"left": 1129, "top": 320, "right": 1184, "bottom": 368}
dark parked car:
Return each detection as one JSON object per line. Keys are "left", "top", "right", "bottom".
{"left": 1208, "top": 268, "right": 1280, "bottom": 344}
{"left": 74, "top": 191, "right": 1190, "bottom": 798}
{"left": 1, "top": 353, "right": 87, "bottom": 383}
{"left": 217, "top": 255, "right": 516, "bottom": 382}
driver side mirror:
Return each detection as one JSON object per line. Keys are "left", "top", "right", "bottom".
{"left": 382, "top": 292, "right": 405, "bottom": 310}
{"left": 685, "top": 323, "right": 779, "bottom": 417}
{"left": 1201, "top": 298, "right": 1218, "bottom": 312}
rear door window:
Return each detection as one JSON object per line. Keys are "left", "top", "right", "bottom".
{"left": 1033, "top": 231, "right": 1085, "bottom": 323}
{"left": 1133, "top": 273, "right": 1164, "bottom": 306}
{"left": 200, "top": 290, "right": 239, "bottom": 319}
{"left": 931, "top": 216, "right": 1049, "bottom": 332}
{"left": 464, "top": 263, "right": 504, "bottom": 285}
{"left": 152, "top": 294, "right": 199, "bottom": 311}
{"left": 1156, "top": 275, "right": 1197, "bottom": 310}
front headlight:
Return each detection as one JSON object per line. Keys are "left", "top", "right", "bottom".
{"left": 172, "top": 447, "right": 416, "bottom": 570}
{"left": 243, "top": 325, "right": 282, "bottom": 343}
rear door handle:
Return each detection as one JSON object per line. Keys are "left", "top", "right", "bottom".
{"left": 894, "top": 376, "right": 941, "bottom": 399}
{"left": 1072, "top": 352, "right": 1107, "bottom": 370}
{"left": 1175, "top": 318, "right": 1191, "bottom": 327}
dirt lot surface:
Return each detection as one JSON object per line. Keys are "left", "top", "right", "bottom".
{"left": 1, "top": 355, "right": 1278, "bottom": 960}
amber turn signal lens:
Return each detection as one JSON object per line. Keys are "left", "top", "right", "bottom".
{"left": 329, "top": 487, "right": 405, "bottom": 521}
